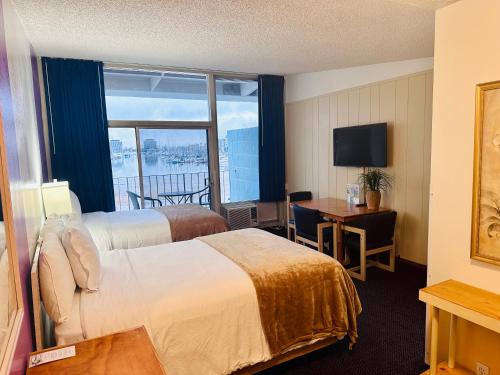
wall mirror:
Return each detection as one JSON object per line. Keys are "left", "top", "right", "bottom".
{"left": 0, "top": 139, "right": 23, "bottom": 374}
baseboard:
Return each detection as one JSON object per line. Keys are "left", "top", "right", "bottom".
{"left": 396, "top": 256, "right": 427, "bottom": 270}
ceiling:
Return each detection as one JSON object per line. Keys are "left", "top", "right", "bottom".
{"left": 12, "top": 0, "right": 457, "bottom": 75}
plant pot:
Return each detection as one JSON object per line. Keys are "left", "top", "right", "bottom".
{"left": 366, "top": 190, "right": 381, "bottom": 210}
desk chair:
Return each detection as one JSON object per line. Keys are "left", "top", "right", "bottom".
{"left": 342, "top": 211, "right": 397, "bottom": 281}
{"left": 287, "top": 191, "right": 312, "bottom": 240}
{"left": 293, "top": 205, "right": 335, "bottom": 254}
{"left": 126, "top": 191, "right": 163, "bottom": 210}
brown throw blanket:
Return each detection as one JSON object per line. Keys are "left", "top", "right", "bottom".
{"left": 155, "top": 204, "right": 229, "bottom": 242}
{"left": 199, "top": 228, "right": 362, "bottom": 356}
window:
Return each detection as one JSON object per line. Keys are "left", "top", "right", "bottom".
{"left": 104, "top": 69, "right": 209, "bottom": 121}
{"left": 104, "top": 67, "right": 259, "bottom": 211}
{"left": 216, "top": 77, "right": 259, "bottom": 203}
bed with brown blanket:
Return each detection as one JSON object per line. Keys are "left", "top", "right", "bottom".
{"left": 37, "top": 228, "right": 361, "bottom": 374}
{"left": 81, "top": 204, "right": 230, "bottom": 251}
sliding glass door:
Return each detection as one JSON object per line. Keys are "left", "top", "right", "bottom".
{"left": 103, "top": 66, "right": 258, "bottom": 211}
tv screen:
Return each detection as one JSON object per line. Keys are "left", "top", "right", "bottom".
{"left": 333, "top": 123, "right": 387, "bottom": 167}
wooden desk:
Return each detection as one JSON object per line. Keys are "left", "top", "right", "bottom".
{"left": 292, "top": 198, "right": 391, "bottom": 262}
{"left": 27, "top": 326, "right": 165, "bottom": 375}
{"left": 419, "top": 280, "right": 500, "bottom": 375}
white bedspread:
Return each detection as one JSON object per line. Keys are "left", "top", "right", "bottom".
{"left": 82, "top": 209, "right": 172, "bottom": 251}
{"left": 75, "top": 239, "right": 271, "bottom": 375}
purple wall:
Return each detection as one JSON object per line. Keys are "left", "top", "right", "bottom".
{"left": 0, "top": 1, "right": 44, "bottom": 373}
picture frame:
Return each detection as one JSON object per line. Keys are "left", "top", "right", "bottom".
{"left": 471, "top": 80, "right": 500, "bottom": 266}
{"left": 346, "top": 183, "right": 361, "bottom": 205}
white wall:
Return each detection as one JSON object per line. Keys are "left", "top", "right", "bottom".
{"left": 285, "top": 57, "right": 434, "bottom": 104}
{"left": 286, "top": 70, "right": 433, "bottom": 264}
{"left": 428, "top": 0, "right": 500, "bottom": 291}
{"left": 426, "top": 1, "right": 500, "bottom": 371}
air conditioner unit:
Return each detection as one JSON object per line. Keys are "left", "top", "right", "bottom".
{"left": 221, "top": 202, "right": 258, "bottom": 230}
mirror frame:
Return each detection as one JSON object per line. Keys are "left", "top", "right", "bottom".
{"left": 0, "top": 118, "right": 24, "bottom": 374}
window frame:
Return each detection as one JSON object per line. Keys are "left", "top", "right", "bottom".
{"left": 104, "top": 63, "right": 258, "bottom": 212}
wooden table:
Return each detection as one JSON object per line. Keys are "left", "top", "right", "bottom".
{"left": 419, "top": 280, "right": 500, "bottom": 375}
{"left": 27, "top": 326, "right": 165, "bottom": 375}
{"left": 292, "top": 198, "right": 391, "bottom": 262}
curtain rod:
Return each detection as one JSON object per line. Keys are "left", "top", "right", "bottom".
{"left": 104, "top": 61, "right": 259, "bottom": 80}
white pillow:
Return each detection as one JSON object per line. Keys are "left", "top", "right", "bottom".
{"left": 39, "top": 232, "right": 76, "bottom": 323}
{"left": 62, "top": 222, "right": 101, "bottom": 292}
{"left": 69, "top": 190, "right": 82, "bottom": 218}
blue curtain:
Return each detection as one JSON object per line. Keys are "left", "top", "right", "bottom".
{"left": 42, "top": 57, "right": 115, "bottom": 213}
{"left": 258, "top": 75, "right": 285, "bottom": 202}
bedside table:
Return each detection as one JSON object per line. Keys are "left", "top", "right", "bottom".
{"left": 27, "top": 326, "right": 165, "bottom": 374}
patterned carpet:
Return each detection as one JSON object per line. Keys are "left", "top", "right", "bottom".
{"left": 261, "top": 260, "right": 428, "bottom": 375}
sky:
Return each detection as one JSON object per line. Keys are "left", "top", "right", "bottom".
{"left": 106, "top": 96, "right": 258, "bottom": 148}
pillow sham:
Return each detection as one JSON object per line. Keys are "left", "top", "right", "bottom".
{"left": 62, "top": 221, "right": 101, "bottom": 292}
{"left": 39, "top": 232, "right": 76, "bottom": 323}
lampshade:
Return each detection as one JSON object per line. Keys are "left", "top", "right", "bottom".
{"left": 42, "top": 181, "right": 72, "bottom": 217}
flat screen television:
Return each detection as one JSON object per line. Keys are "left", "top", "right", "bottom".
{"left": 333, "top": 123, "right": 387, "bottom": 167}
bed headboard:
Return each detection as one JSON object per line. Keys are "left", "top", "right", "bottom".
{"left": 31, "top": 240, "right": 54, "bottom": 350}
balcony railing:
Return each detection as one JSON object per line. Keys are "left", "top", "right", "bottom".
{"left": 113, "top": 170, "right": 230, "bottom": 210}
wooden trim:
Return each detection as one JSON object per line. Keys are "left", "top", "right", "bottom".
{"left": 31, "top": 243, "right": 44, "bottom": 350}
{"left": 470, "top": 80, "right": 500, "bottom": 266}
{"left": 0, "top": 111, "right": 25, "bottom": 374}
{"left": 232, "top": 336, "right": 338, "bottom": 374}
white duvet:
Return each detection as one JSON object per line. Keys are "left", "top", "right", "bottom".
{"left": 66, "top": 238, "right": 271, "bottom": 375}
{"left": 82, "top": 209, "right": 172, "bottom": 251}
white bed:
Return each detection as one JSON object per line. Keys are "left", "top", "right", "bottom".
{"left": 34, "top": 228, "right": 360, "bottom": 375}
{"left": 56, "top": 236, "right": 271, "bottom": 374}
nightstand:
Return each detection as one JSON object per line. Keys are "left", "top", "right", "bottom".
{"left": 27, "top": 326, "right": 165, "bottom": 374}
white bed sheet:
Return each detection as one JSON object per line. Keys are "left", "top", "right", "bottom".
{"left": 57, "top": 238, "right": 271, "bottom": 375}
{"left": 82, "top": 209, "right": 172, "bottom": 251}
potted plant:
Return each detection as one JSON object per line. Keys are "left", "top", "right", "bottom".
{"left": 357, "top": 169, "right": 392, "bottom": 210}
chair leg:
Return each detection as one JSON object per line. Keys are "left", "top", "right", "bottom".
{"left": 360, "top": 233, "right": 367, "bottom": 281}
{"left": 389, "top": 246, "right": 395, "bottom": 272}
{"left": 318, "top": 228, "right": 324, "bottom": 253}
{"left": 332, "top": 223, "right": 338, "bottom": 259}
{"left": 287, "top": 226, "right": 292, "bottom": 240}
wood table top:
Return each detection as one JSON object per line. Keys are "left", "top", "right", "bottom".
{"left": 291, "top": 197, "right": 391, "bottom": 221}
{"left": 420, "top": 279, "right": 500, "bottom": 325}
{"left": 27, "top": 326, "right": 165, "bottom": 375}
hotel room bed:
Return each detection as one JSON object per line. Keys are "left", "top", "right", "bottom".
{"left": 35, "top": 228, "right": 361, "bottom": 375}
{"left": 81, "top": 204, "right": 230, "bottom": 251}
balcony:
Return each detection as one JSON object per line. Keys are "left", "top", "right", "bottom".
{"left": 113, "top": 170, "right": 230, "bottom": 210}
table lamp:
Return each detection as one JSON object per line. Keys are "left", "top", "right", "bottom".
{"left": 41, "top": 180, "right": 72, "bottom": 217}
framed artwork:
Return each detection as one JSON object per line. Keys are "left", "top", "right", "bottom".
{"left": 471, "top": 80, "right": 500, "bottom": 265}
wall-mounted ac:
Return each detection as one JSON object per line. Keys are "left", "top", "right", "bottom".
{"left": 221, "top": 202, "right": 258, "bottom": 230}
